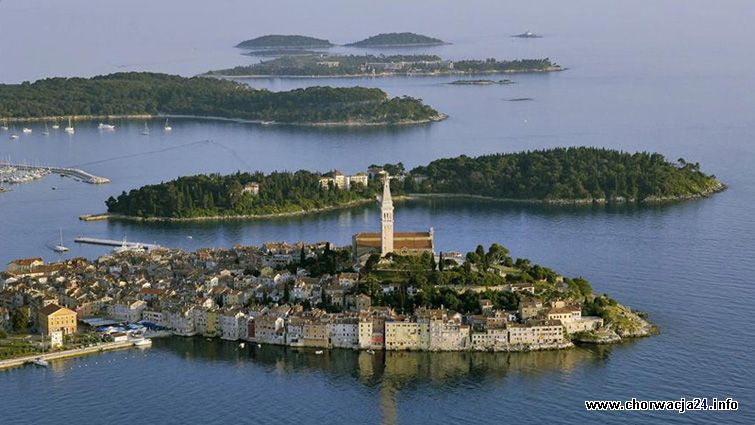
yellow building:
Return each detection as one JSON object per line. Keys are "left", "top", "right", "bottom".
{"left": 39, "top": 304, "right": 77, "bottom": 336}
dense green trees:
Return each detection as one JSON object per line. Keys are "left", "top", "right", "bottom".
{"left": 346, "top": 32, "right": 445, "bottom": 47}
{"left": 406, "top": 147, "right": 722, "bottom": 202}
{"left": 0, "top": 72, "right": 440, "bottom": 124}
{"left": 106, "top": 171, "right": 380, "bottom": 218}
{"left": 236, "top": 35, "right": 333, "bottom": 49}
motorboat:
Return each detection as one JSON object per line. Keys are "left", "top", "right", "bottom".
{"left": 22, "top": 128, "right": 32, "bottom": 134}
{"left": 366, "top": 349, "right": 375, "bottom": 355}
{"left": 315, "top": 350, "right": 324, "bottom": 355}
{"left": 133, "top": 338, "right": 152, "bottom": 347}
{"left": 239, "top": 342, "right": 245, "bottom": 348}
{"left": 98, "top": 123, "right": 116, "bottom": 130}
{"left": 31, "top": 357, "right": 49, "bottom": 367}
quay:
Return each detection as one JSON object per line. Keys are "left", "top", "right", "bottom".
{"left": 0, "top": 161, "right": 110, "bottom": 184}
{"left": 0, "top": 340, "right": 135, "bottom": 370}
{"left": 74, "top": 237, "right": 162, "bottom": 251}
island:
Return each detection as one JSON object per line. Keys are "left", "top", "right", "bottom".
{"left": 449, "top": 79, "right": 515, "bottom": 85}
{"left": 346, "top": 32, "right": 447, "bottom": 48}
{"left": 0, "top": 72, "right": 443, "bottom": 126}
{"left": 235, "top": 34, "right": 333, "bottom": 50}
{"left": 0, "top": 237, "right": 656, "bottom": 364}
{"left": 99, "top": 147, "right": 724, "bottom": 223}
{"left": 205, "top": 54, "right": 562, "bottom": 78}
{"left": 512, "top": 31, "right": 542, "bottom": 39}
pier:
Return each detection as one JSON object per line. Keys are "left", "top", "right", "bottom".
{"left": 0, "top": 340, "right": 136, "bottom": 370}
{"left": 0, "top": 161, "right": 110, "bottom": 184}
{"left": 74, "top": 237, "right": 162, "bottom": 251}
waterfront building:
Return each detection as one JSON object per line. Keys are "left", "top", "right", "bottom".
{"left": 331, "top": 316, "right": 359, "bottom": 349}
{"left": 6, "top": 257, "right": 44, "bottom": 276}
{"left": 507, "top": 320, "right": 565, "bottom": 345}
{"left": 38, "top": 303, "right": 77, "bottom": 336}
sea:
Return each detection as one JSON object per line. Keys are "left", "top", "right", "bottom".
{"left": 0, "top": 0, "right": 753, "bottom": 423}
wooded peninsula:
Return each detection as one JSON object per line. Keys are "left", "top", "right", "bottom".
{"left": 206, "top": 55, "right": 561, "bottom": 77}
{"left": 0, "top": 72, "right": 442, "bottom": 126}
{"left": 102, "top": 148, "right": 724, "bottom": 221}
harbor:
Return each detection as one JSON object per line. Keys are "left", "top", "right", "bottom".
{"left": 0, "top": 161, "right": 110, "bottom": 185}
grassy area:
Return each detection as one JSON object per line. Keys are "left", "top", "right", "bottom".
{"left": 0, "top": 336, "right": 39, "bottom": 360}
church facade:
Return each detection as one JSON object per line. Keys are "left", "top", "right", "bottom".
{"left": 352, "top": 172, "right": 434, "bottom": 262}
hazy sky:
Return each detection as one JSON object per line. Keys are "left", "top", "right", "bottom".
{"left": 1, "top": 0, "right": 754, "bottom": 83}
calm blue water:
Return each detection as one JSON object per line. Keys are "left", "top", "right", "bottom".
{"left": 1, "top": 0, "right": 754, "bottom": 424}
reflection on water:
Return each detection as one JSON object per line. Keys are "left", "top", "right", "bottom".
{"left": 157, "top": 337, "right": 619, "bottom": 424}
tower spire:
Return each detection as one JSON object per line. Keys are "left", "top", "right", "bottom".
{"left": 380, "top": 171, "right": 394, "bottom": 256}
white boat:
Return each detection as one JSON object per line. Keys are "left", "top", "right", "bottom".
{"left": 1, "top": 120, "right": 8, "bottom": 131}
{"left": 141, "top": 122, "right": 149, "bottom": 135}
{"left": 53, "top": 229, "right": 69, "bottom": 253}
{"left": 366, "top": 349, "right": 375, "bottom": 355}
{"left": 239, "top": 342, "right": 245, "bottom": 348}
{"left": 163, "top": 119, "right": 172, "bottom": 131}
{"left": 9, "top": 133, "right": 19, "bottom": 140}
{"left": 31, "top": 357, "right": 49, "bottom": 367}
{"left": 98, "top": 123, "right": 116, "bottom": 130}
{"left": 315, "top": 350, "right": 324, "bottom": 355}
{"left": 51, "top": 122, "right": 60, "bottom": 129}
{"left": 133, "top": 338, "right": 152, "bottom": 347}
{"left": 42, "top": 123, "right": 50, "bottom": 136}
{"left": 64, "top": 118, "right": 75, "bottom": 134}
{"left": 22, "top": 128, "right": 32, "bottom": 134}
{"left": 257, "top": 343, "right": 262, "bottom": 348}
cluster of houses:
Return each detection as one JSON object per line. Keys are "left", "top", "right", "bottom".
{"left": 318, "top": 171, "right": 369, "bottom": 191}
{"left": 1, "top": 242, "right": 603, "bottom": 352}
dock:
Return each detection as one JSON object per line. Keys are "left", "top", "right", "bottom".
{"left": 0, "top": 161, "right": 110, "bottom": 184}
{"left": 74, "top": 237, "right": 162, "bottom": 251}
{"left": 0, "top": 341, "right": 135, "bottom": 370}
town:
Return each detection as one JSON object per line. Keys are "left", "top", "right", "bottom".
{"left": 0, "top": 175, "right": 652, "bottom": 363}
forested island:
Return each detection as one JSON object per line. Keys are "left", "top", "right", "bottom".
{"left": 206, "top": 55, "right": 561, "bottom": 77}
{"left": 405, "top": 148, "right": 724, "bottom": 203}
{"left": 0, "top": 72, "right": 442, "bottom": 126}
{"left": 346, "top": 32, "right": 446, "bottom": 47}
{"left": 101, "top": 148, "right": 724, "bottom": 221}
{"left": 235, "top": 34, "right": 333, "bottom": 49}
{"left": 104, "top": 171, "right": 381, "bottom": 219}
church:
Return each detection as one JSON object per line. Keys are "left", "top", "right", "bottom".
{"left": 352, "top": 172, "right": 434, "bottom": 262}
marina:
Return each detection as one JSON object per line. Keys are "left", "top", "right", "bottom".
{"left": 0, "top": 161, "right": 110, "bottom": 185}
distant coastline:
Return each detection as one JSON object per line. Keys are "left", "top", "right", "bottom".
{"left": 1, "top": 112, "right": 448, "bottom": 127}
{"left": 210, "top": 67, "right": 564, "bottom": 79}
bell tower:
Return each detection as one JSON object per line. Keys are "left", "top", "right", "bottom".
{"left": 380, "top": 172, "right": 394, "bottom": 256}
